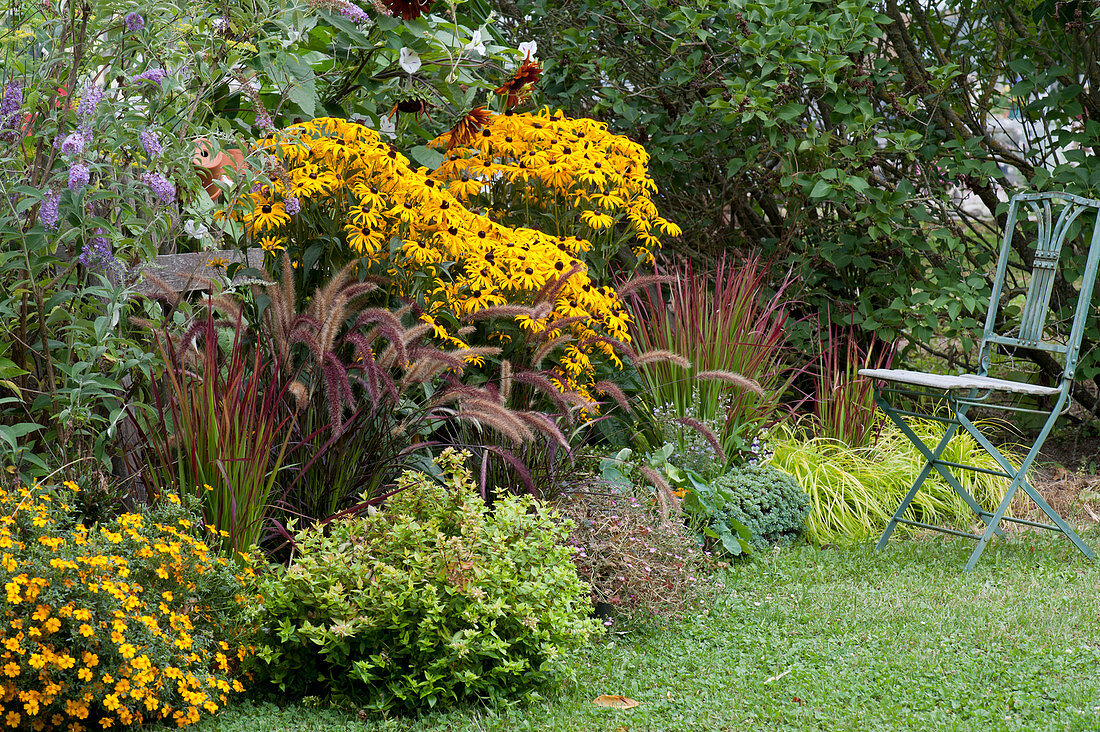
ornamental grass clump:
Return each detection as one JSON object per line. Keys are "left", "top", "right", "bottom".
{"left": 629, "top": 255, "right": 793, "bottom": 464}
{"left": 0, "top": 481, "right": 256, "bottom": 730}
{"left": 249, "top": 449, "right": 600, "bottom": 712}
{"left": 770, "top": 419, "right": 1022, "bottom": 545}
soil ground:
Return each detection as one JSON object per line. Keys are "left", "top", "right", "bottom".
{"left": 1022, "top": 432, "right": 1100, "bottom": 528}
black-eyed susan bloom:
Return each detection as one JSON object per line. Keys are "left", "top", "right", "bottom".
{"left": 245, "top": 201, "right": 290, "bottom": 235}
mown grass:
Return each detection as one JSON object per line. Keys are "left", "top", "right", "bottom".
{"left": 192, "top": 530, "right": 1100, "bottom": 731}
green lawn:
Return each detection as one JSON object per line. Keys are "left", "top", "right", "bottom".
{"left": 193, "top": 530, "right": 1100, "bottom": 731}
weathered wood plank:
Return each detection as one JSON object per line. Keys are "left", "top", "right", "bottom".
{"left": 134, "top": 247, "right": 266, "bottom": 296}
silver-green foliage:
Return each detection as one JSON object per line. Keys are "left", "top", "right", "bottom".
{"left": 250, "top": 449, "right": 601, "bottom": 711}
{"left": 703, "top": 464, "right": 811, "bottom": 551}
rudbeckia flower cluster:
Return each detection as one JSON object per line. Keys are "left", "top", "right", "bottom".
{"left": 232, "top": 112, "right": 679, "bottom": 397}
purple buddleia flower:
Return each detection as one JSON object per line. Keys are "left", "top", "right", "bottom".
{"left": 139, "top": 129, "right": 162, "bottom": 157}
{"left": 69, "top": 163, "right": 90, "bottom": 191}
{"left": 125, "top": 12, "right": 145, "bottom": 31}
{"left": 79, "top": 123, "right": 93, "bottom": 145}
{"left": 285, "top": 196, "right": 300, "bottom": 215}
{"left": 142, "top": 171, "right": 175, "bottom": 203}
{"left": 78, "top": 229, "right": 122, "bottom": 277}
{"left": 39, "top": 190, "right": 61, "bottom": 229}
{"left": 255, "top": 109, "right": 273, "bottom": 131}
{"left": 339, "top": 1, "right": 370, "bottom": 24}
{"left": 0, "top": 79, "right": 23, "bottom": 140}
{"left": 132, "top": 69, "right": 168, "bottom": 87}
{"left": 77, "top": 85, "right": 104, "bottom": 119}
{"left": 0, "top": 79, "right": 22, "bottom": 118}
{"left": 60, "top": 132, "right": 85, "bottom": 156}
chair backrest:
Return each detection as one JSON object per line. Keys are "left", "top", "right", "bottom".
{"left": 979, "top": 192, "right": 1100, "bottom": 382}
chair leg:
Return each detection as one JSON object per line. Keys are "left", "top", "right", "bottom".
{"left": 874, "top": 394, "right": 1004, "bottom": 545}
{"left": 958, "top": 411, "right": 1095, "bottom": 563}
{"left": 964, "top": 471, "right": 1021, "bottom": 572}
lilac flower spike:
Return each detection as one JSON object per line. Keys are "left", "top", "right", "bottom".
{"left": 140, "top": 129, "right": 162, "bottom": 157}
{"left": 285, "top": 196, "right": 301, "bottom": 215}
{"left": 60, "top": 132, "right": 85, "bottom": 156}
{"left": 77, "top": 85, "right": 104, "bottom": 119}
{"left": 132, "top": 69, "right": 168, "bottom": 87}
{"left": 339, "top": 1, "right": 370, "bottom": 24}
{"left": 142, "top": 171, "right": 175, "bottom": 203}
{"left": 125, "top": 12, "right": 145, "bottom": 31}
{"left": 39, "top": 190, "right": 61, "bottom": 229}
{"left": 79, "top": 229, "right": 123, "bottom": 277}
{"left": 1, "top": 79, "right": 23, "bottom": 140}
{"left": 69, "top": 163, "right": 90, "bottom": 191}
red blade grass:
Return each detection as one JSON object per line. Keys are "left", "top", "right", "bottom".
{"left": 140, "top": 313, "right": 294, "bottom": 554}
{"left": 628, "top": 254, "right": 795, "bottom": 460}
{"left": 812, "top": 322, "right": 895, "bottom": 448}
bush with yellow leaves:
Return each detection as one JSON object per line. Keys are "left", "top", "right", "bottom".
{"left": 0, "top": 482, "right": 256, "bottom": 730}
{"left": 226, "top": 111, "right": 679, "bottom": 402}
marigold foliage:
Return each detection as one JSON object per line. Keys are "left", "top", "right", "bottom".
{"left": 232, "top": 111, "right": 678, "bottom": 396}
{"left": 0, "top": 483, "right": 256, "bottom": 730}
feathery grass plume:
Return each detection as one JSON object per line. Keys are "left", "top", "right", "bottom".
{"left": 139, "top": 271, "right": 181, "bottom": 306}
{"left": 532, "top": 334, "right": 574, "bottom": 369}
{"left": 537, "top": 261, "right": 584, "bottom": 303}
{"left": 594, "top": 379, "right": 632, "bottom": 414}
{"left": 460, "top": 305, "right": 537, "bottom": 323}
{"left": 535, "top": 315, "right": 591, "bottom": 339}
{"left": 673, "top": 416, "right": 724, "bottom": 457}
{"left": 694, "top": 369, "right": 765, "bottom": 398}
{"left": 501, "top": 359, "right": 513, "bottom": 404}
{"left": 615, "top": 273, "right": 677, "bottom": 298}
{"left": 634, "top": 349, "right": 691, "bottom": 369}
{"left": 578, "top": 335, "right": 637, "bottom": 361}
{"left": 637, "top": 464, "right": 678, "bottom": 524}
{"left": 512, "top": 370, "right": 573, "bottom": 416}
{"left": 288, "top": 380, "right": 309, "bottom": 410}
{"left": 205, "top": 292, "right": 244, "bottom": 323}
{"left": 516, "top": 410, "right": 571, "bottom": 452}
{"left": 455, "top": 397, "right": 533, "bottom": 444}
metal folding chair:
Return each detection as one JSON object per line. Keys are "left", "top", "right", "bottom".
{"left": 859, "top": 191, "right": 1100, "bottom": 571}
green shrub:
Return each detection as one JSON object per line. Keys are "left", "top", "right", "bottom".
{"left": 770, "top": 420, "right": 1022, "bottom": 546}
{"left": 250, "top": 449, "right": 601, "bottom": 712}
{"left": 689, "top": 464, "right": 811, "bottom": 552}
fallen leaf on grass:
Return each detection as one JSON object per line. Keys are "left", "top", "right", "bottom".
{"left": 592, "top": 694, "right": 640, "bottom": 709}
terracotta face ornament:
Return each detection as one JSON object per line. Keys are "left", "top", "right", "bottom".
{"left": 192, "top": 138, "right": 245, "bottom": 201}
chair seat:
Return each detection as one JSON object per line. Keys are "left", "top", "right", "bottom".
{"left": 858, "top": 368, "right": 1062, "bottom": 397}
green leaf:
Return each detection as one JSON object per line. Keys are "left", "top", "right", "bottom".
{"left": 809, "top": 180, "right": 833, "bottom": 199}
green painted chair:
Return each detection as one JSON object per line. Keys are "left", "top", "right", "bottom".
{"left": 859, "top": 191, "right": 1100, "bottom": 571}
